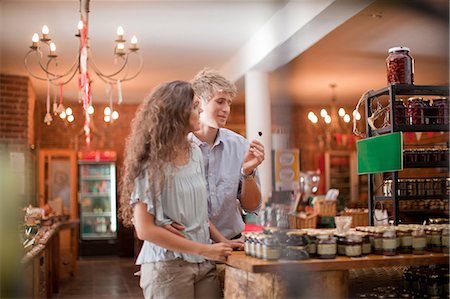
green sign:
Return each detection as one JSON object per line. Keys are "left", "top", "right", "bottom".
{"left": 357, "top": 132, "right": 403, "bottom": 174}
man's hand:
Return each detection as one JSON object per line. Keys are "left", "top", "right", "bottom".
{"left": 163, "top": 222, "right": 186, "bottom": 238}
{"left": 242, "top": 140, "right": 265, "bottom": 175}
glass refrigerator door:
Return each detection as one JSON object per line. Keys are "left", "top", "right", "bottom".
{"left": 79, "top": 163, "right": 117, "bottom": 240}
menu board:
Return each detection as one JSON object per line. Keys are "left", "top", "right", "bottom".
{"left": 273, "top": 149, "right": 300, "bottom": 191}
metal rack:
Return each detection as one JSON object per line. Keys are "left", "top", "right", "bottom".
{"left": 365, "top": 84, "right": 449, "bottom": 225}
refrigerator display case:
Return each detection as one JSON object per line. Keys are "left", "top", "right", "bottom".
{"left": 78, "top": 151, "right": 117, "bottom": 255}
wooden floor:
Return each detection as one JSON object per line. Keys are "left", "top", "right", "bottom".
{"left": 55, "top": 257, "right": 143, "bottom": 299}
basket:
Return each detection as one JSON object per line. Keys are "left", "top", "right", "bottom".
{"left": 313, "top": 199, "right": 336, "bottom": 217}
{"left": 341, "top": 210, "right": 369, "bottom": 227}
{"left": 288, "top": 213, "right": 318, "bottom": 229}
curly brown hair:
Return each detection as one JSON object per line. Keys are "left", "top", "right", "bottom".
{"left": 119, "top": 81, "right": 195, "bottom": 227}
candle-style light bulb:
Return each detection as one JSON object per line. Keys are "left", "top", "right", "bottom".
{"left": 68, "top": 115, "right": 74, "bottom": 123}
{"left": 117, "top": 43, "right": 125, "bottom": 50}
{"left": 49, "top": 42, "right": 57, "bottom": 57}
{"left": 343, "top": 114, "right": 351, "bottom": 123}
{"left": 104, "top": 106, "right": 111, "bottom": 116}
{"left": 77, "top": 20, "right": 83, "bottom": 30}
{"left": 131, "top": 36, "right": 137, "bottom": 44}
{"left": 87, "top": 105, "right": 94, "bottom": 115}
{"left": 32, "top": 33, "right": 39, "bottom": 43}
{"left": 31, "top": 33, "right": 39, "bottom": 48}
{"left": 112, "top": 111, "right": 119, "bottom": 120}
{"left": 117, "top": 26, "right": 124, "bottom": 37}
{"left": 42, "top": 25, "right": 49, "bottom": 35}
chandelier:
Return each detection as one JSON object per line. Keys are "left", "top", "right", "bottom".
{"left": 24, "top": 0, "right": 143, "bottom": 145}
{"left": 307, "top": 83, "right": 361, "bottom": 149}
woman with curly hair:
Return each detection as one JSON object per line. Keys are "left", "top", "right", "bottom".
{"left": 119, "top": 80, "right": 240, "bottom": 299}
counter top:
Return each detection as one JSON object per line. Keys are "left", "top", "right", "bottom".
{"left": 226, "top": 251, "right": 449, "bottom": 273}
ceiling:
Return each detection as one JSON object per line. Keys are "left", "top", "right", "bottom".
{"left": 0, "top": 0, "right": 448, "bottom": 108}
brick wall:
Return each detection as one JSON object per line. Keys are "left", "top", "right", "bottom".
{"left": 0, "top": 73, "right": 36, "bottom": 205}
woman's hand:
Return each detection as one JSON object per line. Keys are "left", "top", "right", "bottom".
{"left": 200, "top": 243, "right": 233, "bottom": 262}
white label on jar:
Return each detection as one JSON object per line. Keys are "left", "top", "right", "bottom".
{"left": 362, "top": 243, "right": 371, "bottom": 254}
{"left": 401, "top": 236, "right": 413, "bottom": 247}
{"left": 244, "top": 243, "right": 250, "bottom": 254}
{"left": 412, "top": 237, "right": 426, "bottom": 249}
{"left": 345, "top": 245, "right": 362, "bottom": 257}
{"left": 431, "top": 235, "right": 441, "bottom": 245}
{"left": 263, "top": 247, "right": 280, "bottom": 260}
{"left": 383, "top": 239, "right": 397, "bottom": 249}
{"left": 308, "top": 243, "right": 316, "bottom": 254}
{"left": 373, "top": 238, "right": 383, "bottom": 249}
{"left": 250, "top": 243, "right": 256, "bottom": 257}
{"left": 442, "top": 235, "right": 449, "bottom": 247}
{"left": 318, "top": 243, "right": 336, "bottom": 255}
{"left": 256, "top": 244, "right": 262, "bottom": 258}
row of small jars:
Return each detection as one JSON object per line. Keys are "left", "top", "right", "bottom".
{"left": 403, "top": 147, "right": 449, "bottom": 164}
{"left": 383, "top": 177, "right": 449, "bottom": 197}
{"left": 355, "top": 224, "right": 449, "bottom": 256}
{"left": 402, "top": 265, "right": 449, "bottom": 298}
{"left": 394, "top": 97, "right": 449, "bottom": 125}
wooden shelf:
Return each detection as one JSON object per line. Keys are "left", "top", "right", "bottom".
{"left": 226, "top": 251, "right": 449, "bottom": 273}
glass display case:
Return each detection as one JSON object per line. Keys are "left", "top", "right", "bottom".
{"left": 79, "top": 162, "right": 117, "bottom": 240}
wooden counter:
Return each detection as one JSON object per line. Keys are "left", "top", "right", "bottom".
{"left": 224, "top": 252, "right": 449, "bottom": 299}
{"left": 21, "top": 219, "right": 79, "bottom": 298}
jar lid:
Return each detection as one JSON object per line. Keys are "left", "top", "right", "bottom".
{"left": 388, "top": 46, "right": 410, "bottom": 53}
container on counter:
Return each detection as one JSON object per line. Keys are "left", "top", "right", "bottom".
{"left": 316, "top": 234, "right": 337, "bottom": 259}
{"left": 255, "top": 234, "right": 264, "bottom": 258}
{"left": 361, "top": 233, "right": 371, "bottom": 255}
{"left": 430, "top": 227, "right": 442, "bottom": 253}
{"left": 336, "top": 234, "right": 347, "bottom": 256}
{"left": 262, "top": 234, "right": 281, "bottom": 260}
{"left": 386, "top": 46, "right": 414, "bottom": 85}
{"left": 283, "top": 246, "right": 309, "bottom": 260}
{"left": 307, "top": 233, "right": 317, "bottom": 257}
{"left": 243, "top": 232, "right": 251, "bottom": 255}
{"left": 285, "top": 230, "right": 310, "bottom": 247}
{"left": 345, "top": 234, "right": 362, "bottom": 257}
{"left": 441, "top": 228, "right": 449, "bottom": 254}
{"left": 398, "top": 228, "right": 413, "bottom": 253}
{"left": 412, "top": 229, "right": 426, "bottom": 255}
{"left": 373, "top": 229, "right": 384, "bottom": 255}
{"left": 383, "top": 229, "right": 397, "bottom": 256}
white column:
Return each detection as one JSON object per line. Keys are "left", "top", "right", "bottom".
{"left": 245, "top": 70, "right": 272, "bottom": 204}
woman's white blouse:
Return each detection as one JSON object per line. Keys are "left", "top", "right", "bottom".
{"left": 131, "top": 145, "right": 211, "bottom": 264}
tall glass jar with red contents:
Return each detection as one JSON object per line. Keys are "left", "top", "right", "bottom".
{"left": 386, "top": 46, "right": 414, "bottom": 85}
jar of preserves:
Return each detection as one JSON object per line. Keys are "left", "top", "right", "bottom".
{"left": 386, "top": 46, "right": 414, "bottom": 85}
{"left": 398, "top": 229, "right": 413, "bottom": 253}
{"left": 430, "top": 228, "right": 442, "bottom": 253}
{"left": 427, "top": 272, "right": 443, "bottom": 297}
{"left": 316, "top": 234, "right": 337, "bottom": 259}
{"left": 383, "top": 229, "right": 397, "bottom": 256}
{"left": 285, "top": 230, "right": 310, "bottom": 247}
{"left": 249, "top": 233, "right": 257, "bottom": 257}
{"left": 373, "top": 230, "right": 384, "bottom": 255}
{"left": 395, "top": 98, "right": 406, "bottom": 125}
{"left": 407, "top": 97, "right": 425, "bottom": 125}
{"left": 243, "top": 233, "right": 251, "bottom": 255}
{"left": 422, "top": 98, "right": 433, "bottom": 125}
{"left": 262, "top": 235, "right": 281, "bottom": 260}
{"left": 283, "top": 246, "right": 309, "bottom": 260}
{"left": 412, "top": 229, "right": 426, "bottom": 255}
{"left": 336, "top": 234, "right": 347, "bottom": 256}
{"left": 441, "top": 228, "right": 449, "bottom": 254}
{"left": 432, "top": 97, "right": 449, "bottom": 125}
{"left": 361, "top": 233, "right": 371, "bottom": 255}
{"left": 307, "top": 233, "right": 317, "bottom": 257}
{"left": 345, "top": 234, "right": 362, "bottom": 257}
{"left": 255, "top": 234, "right": 264, "bottom": 258}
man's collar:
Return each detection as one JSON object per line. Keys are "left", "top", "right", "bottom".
{"left": 190, "top": 129, "right": 224, "bottom": 148}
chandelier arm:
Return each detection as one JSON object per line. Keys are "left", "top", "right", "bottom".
{"left": 115, "top": 52, "right": 144, "bottom": 82}
{"left": 24, "top": 50, "right": 54, "bottom": 81}
{"left": 87, "top": 47, "right": 129, "bottom": 78}
{"left": 49, "top": 63, "right": 80, "bottom": 86}
{"left": 43, "top": 52, "right": 81, "bottom": 82}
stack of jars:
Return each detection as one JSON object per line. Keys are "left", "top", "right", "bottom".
{"left": 394, "top": 96, "right": 449, "bottom": 126}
